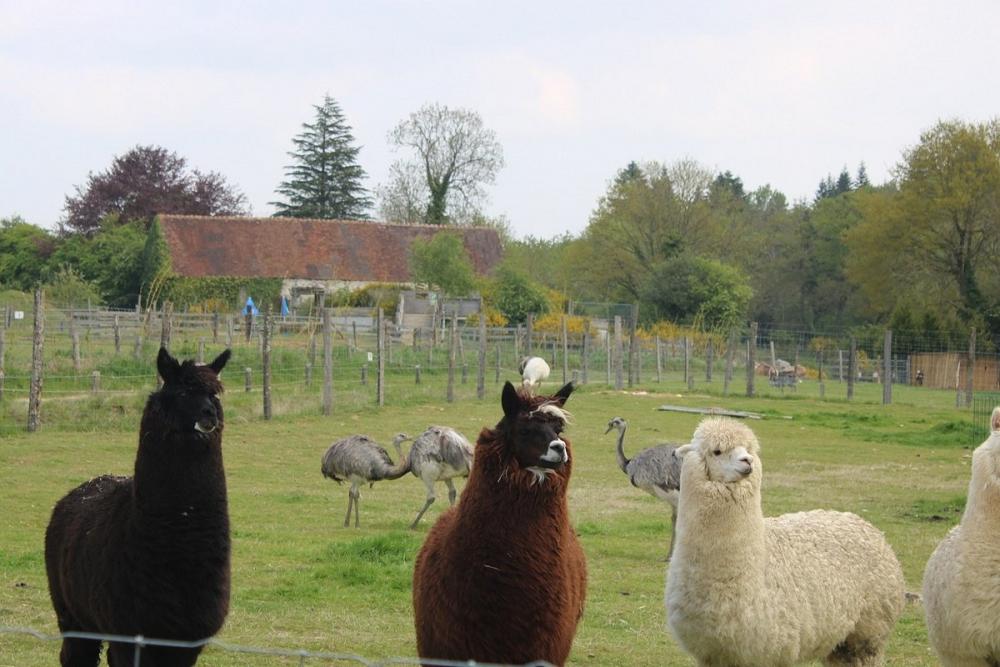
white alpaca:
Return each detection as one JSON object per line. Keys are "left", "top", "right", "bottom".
{"left": 519, "top": 356, "right": 550, "bottom": 391}
{"left": 923, "top": 407, "right": 1000, "bottom": 666}
{"left": 666, "top": 417, "right": 905, "bottom": 667}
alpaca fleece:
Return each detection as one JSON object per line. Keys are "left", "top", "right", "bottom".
{"left": 923, "top": 408, "right": 1000, "bottom": 665}
{"left": 45, "top": 349, "right": 231, "bottom": 667}
{"left": 412, "top": 383, "right": 586, "bottom": 666}
{"left": 666, "top": 417, "right": 905, "bottom": 667}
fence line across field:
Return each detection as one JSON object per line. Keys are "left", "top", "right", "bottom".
{"left": 0, "top": 626, "right": 555, "bottom": 666}
{"left": 3, "top": 295, "right": 1000, "bottom": 436}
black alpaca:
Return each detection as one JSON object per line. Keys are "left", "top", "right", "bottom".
{"left": 45, "top": 348, "right": 232, "bottom": 667}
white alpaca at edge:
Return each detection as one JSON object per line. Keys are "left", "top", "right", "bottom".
{"left": 923, "top": 407, "right": 1000, "bottom": 666}
{"left": 665, "top": 417, "right": 905, "bottom": 667}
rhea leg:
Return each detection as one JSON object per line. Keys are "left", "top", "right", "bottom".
{"left": 410, "top": 479, "right": 436, "bottom": 529}
{"left": 352, "top": 486, "right": 361, "bottom": 527}
{"left": 343, "top": 490, "right": 353, "bottom": 527}
{"left": 344, "top": 484, "right": 361, "bottom": 528}
{"left": 445, "top": 478, "right": 457, "bottom": 505}
{"left": 667, "top": 504, "right": 678, "bottom": 561}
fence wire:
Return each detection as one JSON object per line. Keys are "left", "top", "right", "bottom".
{"left": 3, "top": 303, "right": 998, "bottom": 434}
{"left": 0, "top": 626, "right": 555, "bottom": 667}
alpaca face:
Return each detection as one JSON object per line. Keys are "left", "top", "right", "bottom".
{"left": 155, "top": 348, "right": 230, "bottom": 439}
{"left": 677, "top": 417, "right": 760, "bottom": 484}
{"left": 500, "top": 381, "right": 573, "bottom": 481}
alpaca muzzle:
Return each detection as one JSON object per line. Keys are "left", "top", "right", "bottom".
{"left": 538, "top": 440, "right": 568, "bottom": 468}
{"left": 194, "top": 420, "right": 219, "bottom": 434}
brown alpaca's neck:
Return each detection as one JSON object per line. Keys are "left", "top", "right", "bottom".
{"left": 458, "top": 445, "right": 572, "bottom": 535}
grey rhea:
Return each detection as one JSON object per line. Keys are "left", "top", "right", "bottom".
{"left": 605, "top": 416, "right": 683, "bottom": 559}
{"left": 407, "top": 426, "right": 474, "bottom": 528}
{"left": 321, "top": 433, "right": 411, "bottom": 527}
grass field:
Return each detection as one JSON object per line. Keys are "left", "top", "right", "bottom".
{"left": 0, "top": 375, "right": 982, "bottom": 665}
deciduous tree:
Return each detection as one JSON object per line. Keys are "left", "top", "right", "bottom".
{"left": 387, "top": 103, "right": 503, "bottom": 225}
{"left": 409, "top": 232, "right": 476, "bottom": 296}
{"left": 63, "top": 145, "right": 248, "bottom": 234}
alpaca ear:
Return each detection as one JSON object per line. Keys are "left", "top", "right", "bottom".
{"left": 553, "top": 381, "right": 574, "bottom": 406}
{"left": 992, "top": 407, "right": 1000, "bottom": 432}
{"left": 157, "top": 347, "right": 180, "bottom": 384}
{"left": 209, "top": 349, "right": 232, "bottom": 375}
{"left": 501, "top": 381, "right": 520, "bottom": 420}
{"left": 674, "top": 443, "right": 695, "bottom": 460}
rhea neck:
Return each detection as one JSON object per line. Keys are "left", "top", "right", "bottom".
{"left": 613, "top": 423, "right": 630, "bottom": 473}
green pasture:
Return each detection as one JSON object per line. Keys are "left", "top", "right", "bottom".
{"left": 0, "top": 371, "right": 984, "bottom": 665}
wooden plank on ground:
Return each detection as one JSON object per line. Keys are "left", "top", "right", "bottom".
{"left": 657, "top": 404, "right": 764, "bottom": 420}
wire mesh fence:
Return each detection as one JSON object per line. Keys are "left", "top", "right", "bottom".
{"left": 1, "top": 300, "right": 997, "bottom": 437}
{"left": 0, "top": 626, "right": 555, "bottom": 666}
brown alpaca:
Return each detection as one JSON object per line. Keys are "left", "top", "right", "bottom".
{"left": 412, "top": 381, "right": 587, "bottom": 666}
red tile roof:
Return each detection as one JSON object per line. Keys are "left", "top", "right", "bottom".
{"left": 157, "top": 215, "right": 503, "bottom": 281}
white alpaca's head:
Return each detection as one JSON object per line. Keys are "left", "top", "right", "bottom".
{"left": 676, "top": 417, "right": 759, "bottom": 483}
{"left": 972, "top": 407, "right": 1000, "bottom": 482}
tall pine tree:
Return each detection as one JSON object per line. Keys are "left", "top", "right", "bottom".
{"left": 271, "top": 95, "right": 372, "bottom": 219}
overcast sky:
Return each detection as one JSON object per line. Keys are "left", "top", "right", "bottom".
{"left": 3, "top": 0, "right": 1000, "bottom": 239}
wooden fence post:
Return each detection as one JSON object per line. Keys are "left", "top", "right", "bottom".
{"left": 262, "top": 309, "right": 272, "bottom": 420}
{"left": 91, "top": 371, "right": 100, "bottom": 394}
{"left": 448, "top": 311, "right": 457, "bottom": 402}
{"left": 847, "top": 337, "right": 856, "bottom": 401}
{"left": 614, "top": 316, "right": 624, "bottom": 390}
{"left": 883, "top": 329, "right": 893, "bottom": 406}
{"left": 818, "top": 350, "right": 826, "bottom": 399}
{"left": 477, "top": 316, "right": 486, "bottom": 399}
{"left": 495, "top": 343, "right": 501, "bottom": 384}
{"left": 561, "top": 316, "right": 569, "bottom": 384}
{"left": 685, "top": 337, "right": 694, "bottom": 391}
{"left": 582, "top": 331, "right": 589, "bottom": 385}
{"left": 746, "top": 322, "right": 757, "bottom": 398}
{"left": 415, "top": 364, "right": 422, "bottom": 385}
{"left": 526, "top": 314, "right": 534, "bottom": 356}
{"left": 69, "top": 313, "right": 81, "bottom": 373}
{"left": 706, "top": 338, "right": 714, "bottom": 382}
{"left": 27, "top": 289, "right": 44, "bottom": 432}
{"left": 323, "top": 308, "right": 333, "bottom": 416}
{"left": 113, "top": 314, "right": 121, "bottom": 355}
{"left": 606, "top": 329, "right": 612, "bottom": 385}
{"left": 377, "top": 308, "right": 385, "bottom": 407}
{"left": 966, "top": 327, "right": 977, "bottom": 407}
{"left": 627, "top": 304, "right": 638, "bottom": 387}
{"left": 198, "top": 338, "right": 205, "bottom": 364}
{"left": 160, "top": 301, "right": 172, "bottom": 352}
{"left": 244, "top": 367, "right": 252, "bottom": 392}
{"left": 655, "top": 336, "right": 662, "bottom": 383}
{"left": 723, "top": 329, "right": 736, "bottom": 395}
{"left": 792, "top": 344, "right": 799, "bottom": 393}
{"left": 212, "top": 312, "right": 220, "bottom": 344}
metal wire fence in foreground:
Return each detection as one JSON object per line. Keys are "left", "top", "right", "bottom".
{"left": 0, "top": 626, "right": 555, "bottom": 667}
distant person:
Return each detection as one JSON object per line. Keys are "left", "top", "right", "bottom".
{"left": 916, "top": 369, "right": 924, "bottom": 386}
{"left": 872, "top": 369, "right": 880, "bottom": 384}
{"left": 244, "top": 304, "right": 253, "bottom": 342}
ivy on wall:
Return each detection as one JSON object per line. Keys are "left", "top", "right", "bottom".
{"left": 143, "top": 217, "right": 283, "bottom": 312}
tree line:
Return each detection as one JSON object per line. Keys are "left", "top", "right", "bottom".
{"left": 2, "top": 101, "right": 999, "bottom": 348}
